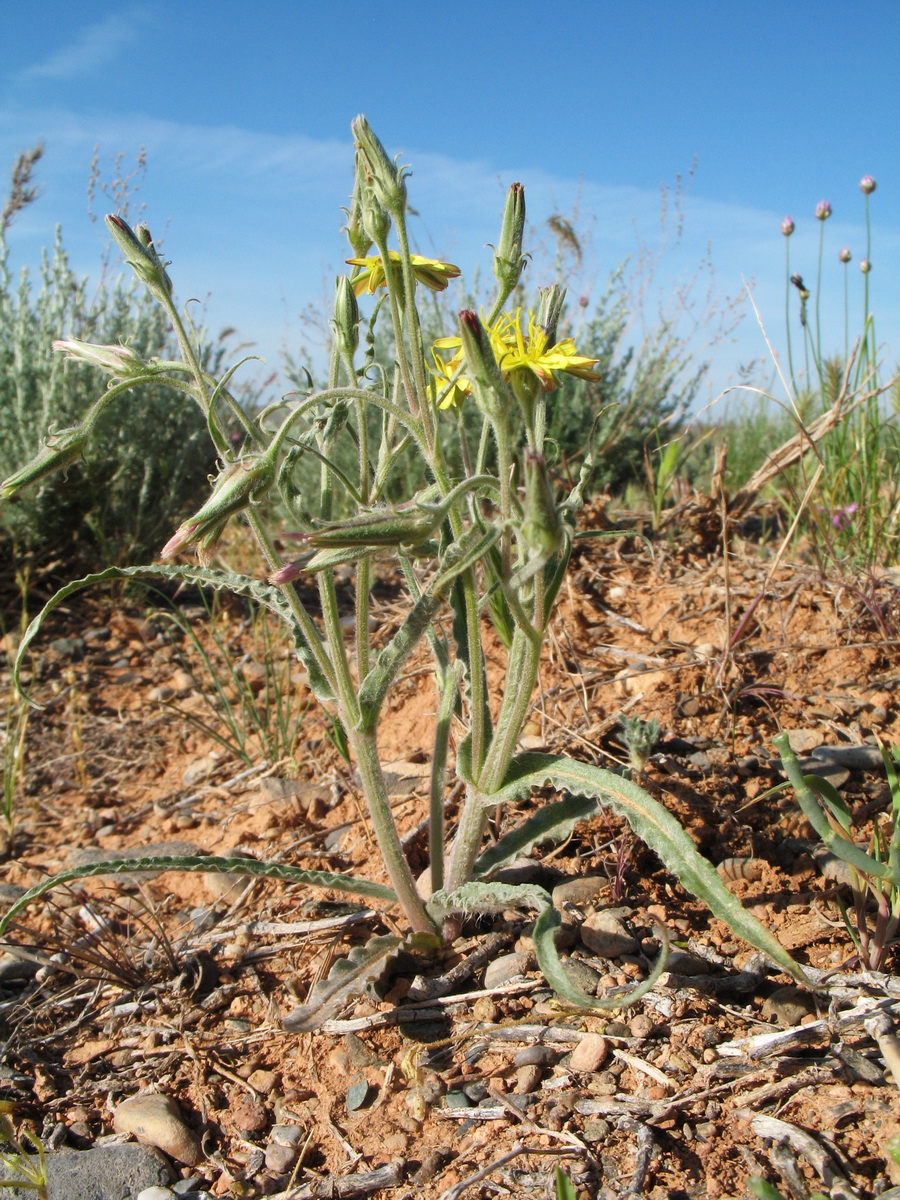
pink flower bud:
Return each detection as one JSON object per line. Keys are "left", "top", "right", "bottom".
{"left": 859, "top": 175, "right": 877, "bottom": 195}
{"left": 860, "top": 258, "right": 872, "bottom": 274}
{"left": 815, "top": 200, "right": 832, "bottom": 221}
{"left": 781, "top": 216, "right": 795, "bottom": 236}
{"left": 839, "top": 247, "right": 852, "bottom": 263}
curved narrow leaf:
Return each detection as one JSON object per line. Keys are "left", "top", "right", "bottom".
{"left": 533, "top": 906, "right": 670, "bottom": 1011}
{"left": 426, "top": 880, "right": 552, "bottom": 921}
{"left": 473, "top": 794, "right": 597, "bottom": 879}
{"left": 13, "top": 565, "right": 334, "bottom": 705}
{"left": 282, "top": 933, "right": 402, "bottom": 1031}
{"left": 489, "top": 752, "right": 809, "bottom": 986}
{"left": 0, "top": 855, "right": 397, "bottom": 938}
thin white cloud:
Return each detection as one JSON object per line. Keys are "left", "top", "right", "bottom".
{"left": 17, "top": 10, "right": 150, "bottom": 83}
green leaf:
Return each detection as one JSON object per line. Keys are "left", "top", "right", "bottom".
{"left": 13, "top": 565, "right": 334, "bottom": 705}
{"left": 0, "top": 855, "right": 397, "bottom": 939}
{"left": 472, "top": 794, "right": 597, "bottom": 879}
{"left": 747, "top": 1181, "right": 787, "bottom": 1200}
{"left": 357, "top": 591, "right": 442, "bottom": 731}
{"left": 488, "top": 752, "right": 810, "bottom": 986}
{"left": 282, "top": 932, "right": 402, "bottom": 1031}
{"left": 533, "top": 906, "right": 669, "bottom": 1011}
{"left": 426, "top": 880, "right": 552, "bottom": 920}
{"left": 555, "top": 1167, "right": 577, "bottom": 1200}
{"left": 803, "top": 773, "right": 852, "bottom": 832}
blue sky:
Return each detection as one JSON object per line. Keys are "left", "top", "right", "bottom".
{"left": 2, "top": 1, "right": 898, "bottom": 411}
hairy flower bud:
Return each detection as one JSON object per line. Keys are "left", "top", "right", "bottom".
{"left": 536, "top": 285, "right": 566, "bottom": 346}
{"left": 860, "top": 175, "right": 877, "bottom": 195}
{"left": 492, "top": 182, "right": 527, "bottom": 294}
{"left": 53, "top": 338, "right": 151, "bottom": 380}
{"left": 344, "top": 170, "right": 375, "bottom": 259}
{"left": 839, "top": 247, "right": 852, "bottom": 264}
{"left": 332, "top": 275, "right": 360, "bottom": 361}
{"left": 105, "top": 215, "right": 172, "bottom": 295}
{"left": 458, "top": 310, "right": 507, "bottom": 416}
{"left": 815, "top": 199, "right": 832, "bottom": 221}
{"left": 860, "top": 258, "right": 872, "bottom": 274}
{"left": 1, "top": 425, "right": 88, "bottom": 499}
{"left": 520, "top": 449, "right": 564, "bottom": 560}
{"left": 781, "top": 215, "right": 795, "bottom": 237}
{"left": 161, "top": 450, "right": 278, "bottom": 559}
{"left": 351, "top": 115, "right": 407, "bottom": 217}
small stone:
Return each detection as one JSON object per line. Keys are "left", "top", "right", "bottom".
{"left": 148, "top": 685, "right": 174, "bottom": 703}
{"left": 137, "top": 1189, "right": 176, "bottom": 1200}
{"left": 113, "top": 1093, "right": 203, "bottom": 1166}
{"left": 265, "top": 1142, "right": 299, "bottom": 1173}
{"left": 50, "top": 636, "right": 85, "bottom": 660}
{"left": 784, "top": 729, "right": 824, "bottom": 754}
{"left": 515, "top": 1064, "right": 542, "bottom": 1093}
{"left": 513, "top": 1045, "right": 558, "bottom": 1068}
{"left": 269, "top": 1124, "right": 304, "bottom": 1148}
{"left": 182, "top": 754, "right": 220, "bottom": 787}
{"left": 569, "top": 1033, "right": 609, "bottom": 1073}
{"left": 812, "top": 744, "right": 884, "bottom": 770}
{"left": 560, "top": 958, "right": 603, "bottom": 997}
{"left": 345, "top": 1077, "right": 371, "bottom": 1112}
{"left": 579, "top": 911, "right": 638, "bottom": 957}
{"left": 629, "top": 1014, "right": 654, "bottom": 1039}
{"left": 761, "top": 985, "right": 818, "bottom": 1026}
{"left": 0, "top": 952, "right": 39, "bottom": 983}
{"left": 247, "top": 1069, "right": 279, "bottom": 1094}
{"left": 483, "top": 952, "right": 530, "bottom": 990}
{"left": 471, "top": 997, "right": 498, "bottom": 1022}
{"left": 582, "top": 1118, "right": 611, "bottom": 1143}
{"left": 551, "top": 877, "right": 606, "bottom": 910}
{"left": 172, "top": 1180, "right": 208, "bottom": 1195}
{"left": 169, "top": 670, "right": 195, "bottom": 696}
{"left": 232, "top": 1094, "right": 268, "bottom": 1132}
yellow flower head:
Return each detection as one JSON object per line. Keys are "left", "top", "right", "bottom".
{"left": 429, "top": 307, "right": 600, "bottom": 408}
{"left": 345, "top": 251, "right": 461, "bottom": 297}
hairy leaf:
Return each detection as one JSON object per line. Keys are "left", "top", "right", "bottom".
{"left": 13, "top": 565, "right": 334, "bottom": 704}
{"left": 473, "top": 794, "right": 597, "bottom": 878}
{"left": 489, "top": 752, "right": 809, "bottom": 985}
{"left": 0, "top": 855, "right": 397, "bottom": 938}
{"left": 282, "top": 933, "right": 402, "bottom": 1032}
{"left": 533, "top": 906, "right": 670, "bottom": 1011}
{"left": 357, "top": 591, "right": 442, "bottom": 731}
{"left": 427, "top": 880, "right": 552, "bottom": 920}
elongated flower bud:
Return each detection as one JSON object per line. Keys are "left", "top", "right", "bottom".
{"left": 860, "top": 258, "right": 872, "bottom": 274}
{"left": 520, "top": 449, "right": 564, "bottom": 559}
{"left": 781, "top": 215, "right": 795, "bottom": 236}
{"left": 161, "top": 450, "right": 278, "bottom": 559}
{"left": 1, "top": 425, "right": 88, "bottom": 498}
{"left": 332, "top": 275, "right": 360, "bottom": 362}
{"left": 343, "top": 173, "right": 374, "bottom": 259}
{"left": 458, "top": 310, "right": 507, "bottom": 417}
{"left": 815, "top": 199, "right": 832, "bottom": 221}
{"left": 53, "top": 338, "right": 151, "bottom": 380}
{"left": 351, "top": 115, "right": 407, "bottom": 217}
{"left": 536, "top": 285, "right": 566, "bottom": 346}
{"left": 839, "top": 247, "right": 852, "bottom": 264}
{"left": 105, "top": 215, "right": 172, "bottom": 296}
{"left": 492, "top": 182, "right": 527, "bottom": 294}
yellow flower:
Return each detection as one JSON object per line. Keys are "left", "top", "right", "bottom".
{"left": 429, "top": 307, "right": 600, "bottom": 408}
{"left": 345, "top": 251, "right": 461, "bottom": 296}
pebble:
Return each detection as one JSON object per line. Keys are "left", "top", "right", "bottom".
{"left": 513, "top": 1045, "right": 558, "bottom": 1069}
{"left": 232, "top": 1095, "right": 268, "bottom": 1133}
{"left": 483, "top": 952, "right": 530, "bottom": 990}
{"left": 265, "top": 1141, "right": 300, "bottom": 1174}
{"left": 182, "top": 754, "right": 220, "bottom": 787}
{"left": 579, "top": 911, "right": 638, "bottom": 957}
{"left": 560, "top": 958, "right": 603, "bottom": 997}
{"left": 777, "top": 756, "right": 850, "bottom": 790}
{"left": 148, "top": 685, "right": 174, "bottom": 703}
{"left": 551, "top": 877, "right": 606, "bottom": 910}
{"left": 0, "top": 1145, "right": 175, "bottom": 1200}
{"left": 812, "top": 743, "right": 884, "bottom": 770}
{"left": 569, "top": 1033, "right": 609, "bottom": 1073}
{"left": 784, "top": 728, "right": 824, "bottom": 754}
{"left": 629, "top": 1014, "right": 655, "bottom": 1039}
{"left": 582, "top": 1117, "right": 612, "bottom": 1143}
{"left": 515, "top": 1064, "right": 543, "bottom": 1093}
{"left": 0, "top": 952, "right": 39, "bottom": 983}
{"left": 172, "top": 1180, "right": 208, "bottom": 1195}
{"left": 471, "top": 997, "right": 498, "bottom": 1022}
{"left": 113, "top": 1093, "right": 203, "bottom": 1166}
{"left": 761, "top": 985, "right": 818, "bottom": 1026}
{"left": 137, "top": 1189, "right": 177, "bottom": 1200}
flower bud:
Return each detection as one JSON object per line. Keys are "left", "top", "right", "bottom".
{"left": 492, "top": 182, "right": 527, "bottom": 294}
{"left": 860, "top": 258, "right": 872, "bottom": 274}
{"left": 815, "top": 199, "right": 832, "bottom": 221}
{"left": 781, "top": 215, "right": 795, "bottom": 237}
{"left": 520, "top": 450, "right": 564, "bottom": 560}
{"left": 344, "top": 173, "right": 374, "bottom": 259}
{"left": 1, "top": 425, "right": 87, "bottom": 499}
{"left": 860, "top": 175, "right": 877, "bottom": 195}
{"left": 359, "top": 183, "right": 392, "bottom": 247}
{"left": 105, "top": 215, "right": 172, "bottom": 295}
{"left": 536, "top": 285, "right": 566, "bottom": 346}
{"left": 332, "top": 275, "right": 360, "bottom": 361}
{"left": 351, "top": 115, "right": 407, "bottom": 217}
{"left": 161, "top": 449, "right": 278, "bottom": 559}
{"left": 839, "top": 247, "right": 852, "bottom": 264}
{"left": 458, "top": 310, "right": 506, "bottom": 416}
{"left": 53, "top": 338, "right": 151, "bottom": 380}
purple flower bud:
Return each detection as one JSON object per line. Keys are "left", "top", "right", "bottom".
{"left": 839, "top": 247, "right": 852, "bottom": 264}
{"left": 815, "top": 200, "right": 832, "bottom": 221}
{"left": 860, "top": 258, "right": 872, "bottom": 274}
{"left": 781, "top": 216, "right": 795, "bottom": 237}
{"left": 860, "top": 175, "right": 877, "bottom": 195}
